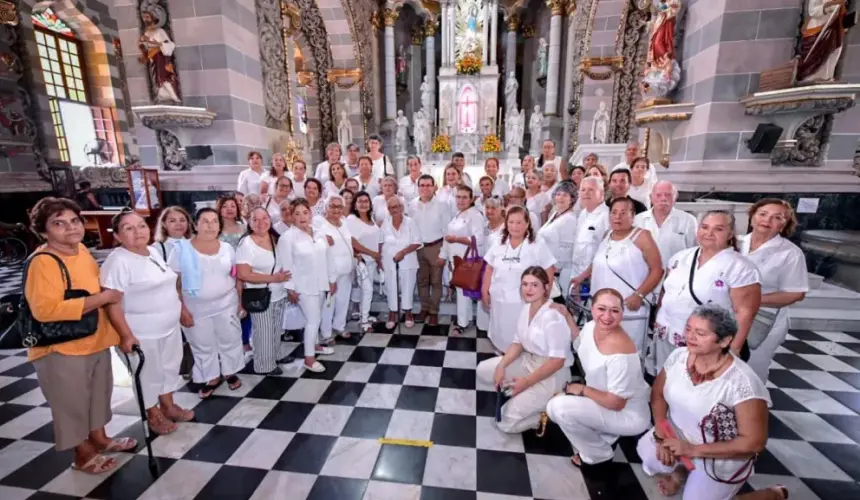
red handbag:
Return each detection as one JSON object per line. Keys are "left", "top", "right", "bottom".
{"left": 450, "top": 236, "right": 485, "bottom": 298}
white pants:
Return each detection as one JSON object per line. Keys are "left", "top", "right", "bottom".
{"left": 455, "top": 287, "right": 477, "bottom": 328}
{"left": 747, "top": 314, "right": 789, "bottom": 383}
{"left": 298, "top": 293, "right": 324, "bottom": 358}
{"left": 356, "top": 260, "right": 378, "bottom": 323}
{"left": 184, "top": 311, "right": 245, "bottom": 383}
{"left": 476, "top": 301, "right": 490, "bottom": 331}
{"left": 546, "top": 393, "right": 650, "bottom": 464}
{"left": 384, "top": 264, "right": 417, "bottom": 312}
{"left": 637, "top": 431, "right": 743, "bottom": 500}
{"left": 118, "top": 326, "right": 184, "bottom": 409}
{"left": 322, "top": 273, "right": 352, "bottom": 335}
{"left": 476, "top": 352, "right": 568, "bottom": 433}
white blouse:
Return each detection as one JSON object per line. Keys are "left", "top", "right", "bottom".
{"left": 440, "top": 206, "right": 486, "bottom": 262}
{"left": 379, "top": 216, "right": 422, "bottom": 270}
{"left": 167, "top": 241, "right": 237, "bottom": 320}
{"left": 485, "top": 238, "right": 557, "bottom": 303}
{"left": 577, "top": 321, "right": 649, "bottom": 403}
{"left": 323, "top": 180, "right": 347, "bottom": 199}
{"left": 628, "top": 183, "right": 651, "bottom": 209}
{"left": 739, "top": 235, "right": 808, "bottom": 296}
{"left": 525, "top": 191, "right": 551, "bottom": 229}
{"left": 291, "top": 178, "right": 306, "bottom": 199}
{"left": 313, "top": 216, "right": 354, "bottom": 277}
{"left": 656, "top": 247, "right": 761, "bottom": 347}
{"left": 634, "top": 208, "right": 698, "bottom": 268}
{"left": 264, "top": 196, "right": 288, "bottom": 223}
{"left": 662, "top": 348, "right": 771, "bottom": 480}
{"left": 237, "top": 168, "right": 263, "bottom": 196}
{"left": 149, "top": 237, "right": 184, "bottom": 262}
{"left": 277, "top": 226, "right": 333, "bottom": 295}
{"left": 437, "top": 185, "right": 459, "bottom": 212}
{"left": 346, "top": 214, "right": 381, "bottom": 254}
{"left": 483, "top": 176, "right": 510, "bottom": 197}
{"left": 571, "top": 204, "right": 610, "bottom": 277}
{"left": 484, "top": 223, "right": 504, "bottom": 254}
{"left": 236, "top": 235, "right": 287, "bottom": 303}
{"left": 591, "top": 229, "right": 650, "bottom": 309}
{"left": 353, "top": 175, "right": 380, "bottom": 198}
{"left": 514, "top": 301, "right": 573, "bottom": 366}
{"left": 259, "top": 171, "right": 281, "bottom": 196}
{"left": 537, "top": 209, "right": 578, "bottom": 269}
{"left": 372, "top": 194, "right": 405, "bottom": 225}
{"left": 399, "top": 175, "right": 422, "bottom": 202}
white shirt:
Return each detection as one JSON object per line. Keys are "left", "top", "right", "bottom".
{"left": 483, "top": 176, "right": 511, "bottom": 197}
{"left": 399, "top": 175, "right": 422, "bottom": 202}
{"left": 372, "top": 195, "right": 405, "bottom": 225}
{"left": 273, "top": 221, "right": 291, "bottom": 235}
{"left": 571, "top": 203, "right": 610, "bottom": 277}
{"left": 515, "top": 301, "right": 574, "bottom": 366}
{"left": 323, "top": 180, "right": 347, "bottom": 199}
{"left": 577, "top": 321, "right": 649, "bottom": 403}
{"left": 353, "top": 175, "right": 380, "bottom": 198}
{"left": 167, "top": 241, "right": 238, "bottom": 320}
{"left": 236, "top": 235, "right": 287, "bottom": 302}
{"left": 526, "top": 191, "right": 551, "bottom": 229}
{"left": 379, "top": 215, "right": 422, "bottom": 270}
{"left": 539, "top": 156, "right": 564, "bottom": 181}
{"left": 635, "top": 208, "right": 698, "bottom": 268}
{"left": 371, "top": 156, "right": 392, "bottom": 181}
{"left": 314, "top": 161, "right": 332, "bottom": 183}
{"left": 346, "top": 214, "right": 381, "bottom": 254}
{"left": 237, "top": 168, "right": 263, "bottom": 196}
{"left": 628, "top": 183, "right": 651, "bottom": 209}
{"left": 437, "top": 185, "right": 459, "bottom": 213}
{"left": 485, "top": 238, "right": 557, "bottom": 303}
{"left": 591, "top": 229, "right": 651, "bottom": 317}
{"left": 407, "top": 196, "right": 452, "bottom": 243}
{"left": 460, "top": 170, "right": 474, "bottom": 188}
{"left": 739, "top": 235, "right": 809, "bottom": 296}
{"left": 264, "top": 196, "right": 288, "bottom": 223}
{"left": 291, "top": 178, "right": 306, "bottom": 199}
{"left": 440, "top": 206, "right": 486, "bottom": 262}
{"left": 484, "top": 223, "right": 504, "bottom": 254}
{"left": 656, "top": 247, "right": 761, "bottom": 347}
{"left": 537, "top": 209, "right": 578, "bottom": 269}
{"left": 310, "top": 199, "right": 326, "bottom": 218}
{"left": 100, "top": 246, "right": 181, "bottom": 339}
{"left": 149, "top": 237, "right": 183, "bottom": 262}
{"left": 277, "top": 226, "right": 333, "bottom": 295}
{"left": 314, "top": 216, "right": 354, "bottom": 277}
{"left": 260, "top": 172, "right": 281, "bottom": 195}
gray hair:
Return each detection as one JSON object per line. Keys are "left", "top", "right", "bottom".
{"left": 552, "top": 180, "right": 578, "bottom": 201}
{"left": 483, "top": 196, "right": 504, "bottom": 210}
{"left": 652, "top": 180, "right": 678, "bottom": 201}
{"left": 580, "top": 176, "right": 604, "bottom": 194}
{"left": 381, "top": 175, "right": 398, "bottom": 190}
{"left": 325, "top": 193, "right": 345, "bottom": 210}
{"left": 690, "top": 303, "right": 738, "bottom": 341}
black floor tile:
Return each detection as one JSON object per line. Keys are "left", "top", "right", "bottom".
{"left": 341, "top": 407, "right": 393, "bottom": 439}
{"left": 781, "top": 340, "right": 825, "bottom": 355}
{"left": 430, "top": 414, "right": 476, "bottom": 447}
{"left": 787, "top": 330, "right": 827, "bottom": 341}
{"left": 395, "top": 386, "right": 438, "bottom": 412}
{"left": 420, "top": 485, "right": 476, "bottom": 499}
{"left": 23, "top": 422, "right": 55, "bottom": 443}
{"left": 617, "top": 434, "right": 645, "bottom": 464}
{"left": 273, "top": 433, "right": 337, "bottom": 474}
{"left": 754, "top": 448, "right": 792, "bottom": 476}
{"left": 420, "top": 324, "right": 449, "bottom": 336}
{"left": 521, "top": 421, "right": 573, "bottom": 457}
{"left": 0, "top": 378, "right": 39, "bottom": 402}
{"left": 257, "top": 401, "right": 314, "bottom": 432}
{"left": 349, "top": 346, "right": 386, "bottom": 363}
{"left": 810, "top": 442, "right": 860, "bottom": 481}
{"left": 182, "top": 425, "right": 253, "bottom": 463}
{"left": 582, "top": 462, "right": 649, "bottom": 500}
{"left": 825, "top": 391, "right": 860, "bottom": 414}
{"left": 0, "top": 361, "right": 35, "bottom": 377}
{"left": 439, "top": 368, "right": 476, "bottom": 390}
{"left": 387, "top": 335, "right": 419, "bottom": 349}
{"left": 772, "top": 353, "right": 821, "bottom": 371}
{"left": 410, "top": 350, "right": 446, "bottom": 367}
{"left": 0, "top": 447, "right": 73, "bottom": 489}
{"left": 802, "top": 477, "right": 860, "bottom": 499}
{"left": 0, "top": 437, "right": 14, "bottom": 452}
{"left": 476, "top": 449, "right": 532, "bottom": 496}
{"left": 193, "top": 464, "right": 268, "bottom": 500}
{"left": 833, "top": 371, "right": 860, "bottom": 391}
{"left": 244, "top": 377, "right": 295, "bottom": 400}
{"left": 0, "top": 403, "right": 34, "bottom": 427}
{"left": 447, "top": 337, "right": 477, "bottom": 352}
{"left": 318, "top": 381, "right": 365, "bottom": 406}
{"left": 475, "top": 391, "right": 496, "bottom": 418}
{"left": 307, "top": 476, "right": 368, "bottom": 500}
{"left": 767, "top": 413, "right": 802, "bottom": 440}
{"left": 369, "top": 364, "right": 408, "bottom": 384}
{"left": 191, "top": 395, "right": 242, "bottom": 424}
{"left": 86, "top": 455, "right": 176, "bottom": 500}
{"left": 25, "top": 493, "right": 79, "bottom": 499}
{"left": 301, "top": 361, "right": 345, "bottom": 380}
{"left": 768, "top": 388, "right": 811, "bottom": 413}
{"left": 477, "top": 353, "right": 495, "bottom": 364}
{"left": 371, "top": 443, "right": 428, "bottom": 485}
{"left": 820, "top": 414, "right": 860, "bottom": 444}
{"left": 766, "top": 370, "right": 815, "bottom": 390}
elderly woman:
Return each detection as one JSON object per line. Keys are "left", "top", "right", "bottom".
{"left": 235, "top": 207, "right": 292, "bottom": 375}
{"left": 380, "top": 195, "right": 422, "bottom": 328}
{"left": 323, "top": 161, "right": 348, "bottom": 198}
{"left": 372, "top": 175, "right": 403, "bottom": 224}
{"left": 150, "top": 205, "right": 192, "bottom": 261}
{"left": 571, "top": 198, "right": 663, "bottom": 352}
{"left": 264, "top": 176, "right": 293, "bottom": 223}
{"left": 347, "top": 191, "right": 381, "bottom": 332}
{"left": 399, "top": 155, "right": 424, "bottom": 202}
{"left": 314, "top": 142, "right": 342, "bottom": 183}
{"left": 537, "top": 181, "right": 578, "bottom": 298}
{"left": 477, "top": 267, "right": 573, "bottom": 433}
{"left": 439, "top": 185, "right": 486, "bottom": 335}
{"left": 25, "top": 198, "right": 135, "bottom": 474}
{"left": 273, "top": 200, "right": 294, "bottom": 235}
{"left": 546, "top": 288, "right": 651, "bottom": 467}
{"left": 482, "top": 206, "right": 557, "bottom": 352}
{"left": 538, "top": 140, "right": 565, "bottom": 180}
{"left": 168, "top": 208, "right": 244, "bottom": 398}
{"left": 315, "top": 194, "right": 355, "bottom": 340}
{"left": 278, "top": 199, "right": 335, "bottom": 373}
{"left": 739, "top": 199, "right": 808, "bottom": 382}
{"left": 237, "top": 151, "right": 264, "bottom": 196}
{"left": 217, "top": 194, "right": 246, "bottom": 249}
{"left": 637, "top": 304, "right": 770, "bottom": 500}
{"left": 484, "top": 157, "right": 510, "bottom": 196}
{"left": 260, "top": 152, "right": 288, "bottom": 196}
{"left": 569, "top": 165, "right": 586, "bottom": 189}
{"left": 505, "top": 186, "right": 541, "bottom": 231}
{"left": 101, "top": 211, "right": 193, "bottom": 435}
{"left": 540, "top": 162, "right": 559, "bottom": 197}
{"left": 477, "top": 196, "right": 506, "bottom": 332}
{"left": 653, "top": 210, "right": 762, "bottom": 373}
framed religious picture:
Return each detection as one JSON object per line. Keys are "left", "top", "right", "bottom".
{"left": 48, "top": 166, "right": 76, "bottom": 199}
{"left": 126, "top": 166, "right": 162, "bottom": 214}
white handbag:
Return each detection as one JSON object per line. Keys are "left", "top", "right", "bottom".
{"left": 282, "top": 302, "right": 306, "bottom": 330}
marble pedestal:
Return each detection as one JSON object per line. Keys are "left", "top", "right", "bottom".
{"left": 800, "top": 230, "right": 860, "bottom": 293}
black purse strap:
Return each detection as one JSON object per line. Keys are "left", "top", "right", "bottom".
{"left": 688, "top": 248, "right": 703, "bottom": 306}
{"left": 604, "top": 229, "right": 652, "bottom": 307}
{"left": 22, "top": 252, "right": 73, "bottom": 293}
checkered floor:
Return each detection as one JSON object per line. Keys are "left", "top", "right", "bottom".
{"left": 2, "top": 261, "right": 860, "bottom": 499}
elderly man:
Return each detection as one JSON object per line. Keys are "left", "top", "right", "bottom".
{"left": 570, "top": 176, "right": 610, "bottom": 287}
{"left": 634, "top": 180, "right": 697, "bottom": 267}
{"left": 612, "top": 142, "right": 660, "bottom": 189}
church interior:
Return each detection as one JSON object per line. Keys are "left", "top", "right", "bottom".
{"left": 0, "top": 0, "right": 859, "bottom": 499}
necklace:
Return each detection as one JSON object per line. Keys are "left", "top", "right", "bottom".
{"left": 687, "top": 353, "right": 730, "bottom": 385}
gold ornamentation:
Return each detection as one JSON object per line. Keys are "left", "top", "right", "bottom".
{"left": 633, "top": 113, "right": 692, "bottom": 126}
{"left": 0, "top": 0, "right": 17, "bottom": 25}
{"left": 281, "top": 1, "right": 301, "bottom": 36}
{"left": 579, "top": 56, "right": 624, "bottom": 80}
{"left": 297, "top": 71, "right": 315, "bottom": 87}
{"left": 546, "top": 0, "right": 565, "bottom": 16}
{"left": 382, "top": 7, "right": 400, "bottom": 27}
{"left": 565, "top": 0, "right": 577, "bottom": 16}
{"left": 522, "top": 24, "right": 535, "bottom": 38}
{"left": 411, "top": 25, "right": 425, "bottom": 45}
{"left": 325, "top": 68, "right": 362, "bottom": 89}
{"left": 638, "top": 97, "right": 673, "bottom": 108}
{"left": 505, "top": 13, "right": 519, "bottom": 32}
{"left": 424, "top": 18, "right": 437, "bottom": 36}
{"left": 370, "top": 10, "right": 382, "bottom": 30}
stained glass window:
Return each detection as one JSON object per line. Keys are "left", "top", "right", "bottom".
{"left": 48, "top": 99, "right": 70, "bottom": 163}
{"left": 33, "top": 28, "right": 87, "bottom": 103}
{"left": 31, "top": 8, "right": 74, "bottom": 36}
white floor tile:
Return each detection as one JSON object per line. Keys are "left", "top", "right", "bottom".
{"left": 356, "top": 383, "right": 401, "bottom": 409}
{"left": 385, "top": 409, "right": 434, "bottom": 441}
{"left": 297, "top": 404, "right": 353, "bottom": 436}
{"left": 403, "top": 366, "right": 442, "bottom": 387}
{"left": 475, "top": 416, "right": 525, "bottom": 453}
{"left": 422, "top": 444, "right": 477, "bottom": 490}
{"left": 0, "top": 440, "right": 53, "bottom": 480}
{"left": 334, "top": 362, "right": 377, "bottom": 383}
{"left": 772, "top": 411, "right": 855, "bottom": 444}
{"left": 790, "top": 370, "right": 860, "bottom": 393}
{"left": 217, "top": 398, "right": 279, "bottom": 428}
{"left": 0, "top": 407, "right": 53, "bottom": 439}
{"left": 281, "top": 379, "right": 332, "bottom": 403}
{"left": 379, "top": 347, "right": 415, "bottom": 365}
{"left": 766, "top": 438, "right": 853, "bottom": 481}
{"left": 363, "top": 480, "right": 421, "bottom": 500}
{"left": 249, "top": 471, "right": 317, "bottom": 500}
{"left": 526, "top": 454, "right": 590, "bottom": 500}
{"left": 137, "top": 459, "right": 221, "bottom": 500}
{"left": 144, "top": 422, "right": 213, "bottom": 459}
{"left": 319, "top": 436, "right": 381, "bottom": 479}
{"left": 435, "top": 388, "right": 477, "bottom": 415}
{"left": 781, "top": 389, "right": 857, "bottom": 415}
{"left": 798, "top": 354, "right": 860, "bottom": 373}
{"left": 226, "top": 429, "right": 293, "bottom": 469}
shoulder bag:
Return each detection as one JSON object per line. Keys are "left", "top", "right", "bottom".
{"left": 0, "top": 252, "right": 99, "bottom": 349}
{"left": 450, "top": 236, "right": 485, "bottom": 299}
{"left": 241, "top": 234, "right": 277, "bottom": 313}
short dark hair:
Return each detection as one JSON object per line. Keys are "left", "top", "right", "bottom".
{"left": 609, "top": 196, "right": 636, "bottom": 213}
{"left": 111, "top": 209, "right": 142, "bottom": 235}
{"left": 247, "top": 151, "right": 262, "bottom": 162}
{"left": 609, "top": 168, "right": 632, "bottom": 184}
{"left": 29, "top": 197, "right": 81, "bottom": 234}
{"left": 304, "top": 178, "right": 323, "bottom": 197}
{"left": 78, "top": 181, "right": 92, "bottom": 190}
{"left": 195, "top": 207, "right": 222, "bottom": 235}
{"left": 417, "top": 174, "right": 435, "bottom": 186}
{"left": 452, "top": 152, "right": 465, "bottom": 160}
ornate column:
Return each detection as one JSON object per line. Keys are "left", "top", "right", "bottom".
{"left": 560, "top": 0, "right": 577, "bottom": 155}
{"left": 440, "top": 1, "right": 448, "bottom": 67}
{"left": 383, "top": 6, "right": 399, "bottom": 121}
{"left": 489, "top": 0, "right": 499, "bottom": 66}
{"left": 504, "top": 12, "right": 518, "bottom": 76}
{"left": 544, "top": 0, "right": 564, "bottom": 116}
{"left": 371, "top": 12, "right": 383, "bottom": 128}
{"left": 481, "top": 0, "right": 490, "bottom": 64}
{"left": 282, "top": 2, "right": 302, "bottom": 136}
{"left": 425, "top": 17, "right": 437, "bottom": 112}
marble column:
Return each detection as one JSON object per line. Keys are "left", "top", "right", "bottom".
{"left": 448, "top": 3, "right": 456, "bottom": 64}
{"left": 481, "top": 1, "right": 490, "bottom": 64}
{"left": 544, "top": 0, "right": 564, "bottom": 116}
{"left": 410, "top": 29, "right": 425, "bottom": 120}
{"left": 504, "top": 13, "right": 518, "bottom": 77}
{"left": 560, "top": 0, "right": 577, "bottom": 155}
{"left": 489, "top": 1, "right": 499, "bottom": 66}
{"left": 424, "top": 18, "right": 437, "bottom": 112}
{"left": 440, "top": 2, "right": 448, "bottom": 67}
{"left": 383, "top": 7, "right": 399, "bottom": 121}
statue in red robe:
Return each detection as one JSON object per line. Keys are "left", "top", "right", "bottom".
{"left": 647, "top": 1, "right": 681, "bottom": 66}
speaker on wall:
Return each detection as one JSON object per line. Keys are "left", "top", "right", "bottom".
{"left": 746, "top": 123, "right": 782, "bottom": 154}
{"left": 185, "top": 145, "right": 213, "bottom": 161}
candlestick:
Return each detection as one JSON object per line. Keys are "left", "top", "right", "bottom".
{"left": 435, "top": 109, "right": 439, "bottom": 130}
{"left": 497, "top": 107, "right": 502, "bottom": 136}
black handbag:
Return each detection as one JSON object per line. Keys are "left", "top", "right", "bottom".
{"left": 241, "top": 235, "right": 276, "bottom": 313}
{"left": 0, "top": 252, "right": 99, "bottom": 349}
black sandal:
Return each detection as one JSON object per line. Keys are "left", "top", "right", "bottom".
{"left": 198, "top": 378, "right": 223, "bottom": 399}
{"left": 225, "top": 374, "right": 241, "bottom": 390}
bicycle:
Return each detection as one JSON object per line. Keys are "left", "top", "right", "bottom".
{"left": 0, "top": 222, "right": 37, "bottom": 267}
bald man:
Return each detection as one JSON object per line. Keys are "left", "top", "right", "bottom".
{"left": 633, "top": 181, "right": 697, "bottom": 268}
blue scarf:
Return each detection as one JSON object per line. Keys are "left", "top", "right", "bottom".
{"left": 176, "top": 239, "right": 201, "bottom": 297}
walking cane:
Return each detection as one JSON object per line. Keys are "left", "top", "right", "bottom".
{"left": 124, "top": 344, "right": 159, "bottom": 477}
{"left": 395, "top": 261, "right": 402, "bottom": 336}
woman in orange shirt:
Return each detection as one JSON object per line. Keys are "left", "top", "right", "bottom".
{"left": 25, "top": 198, "right": 139, "bottom": 474}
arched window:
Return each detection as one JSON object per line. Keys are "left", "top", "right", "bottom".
{"left": 31, "top": 8, "right": 119, "bottom": 166}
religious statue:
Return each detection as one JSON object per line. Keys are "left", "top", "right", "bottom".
{"left": 395, "top": 110, "right": 410, "bottom": 154}
{"left": 505, "top": 109, "right": 525, "bottom": 152}
{"left": 420, "top": 76, "right": 432, "bottom": 114}
{"left": 641, "top": 0, "right": 682, "bottom": 100}
{"left": 138, "top": 9, "right": 181, "bottom": 104}
{"left": 537, "top": 38, "right": 548, "bottom": 79}
{"left": 797, "top": 0, "right": 850, "bottom": 83}
{"left": 414, "top": 109, "right": 430, "bottom": 156}
{"left": 504, "top": 72, "right": 519, "bottom": 116}
{"left": 337, "top": 109, "right": 352, "bottom": 152}
{"left": 529, "top": 105, "right": 544, "bottom": 155}
{"left": 456, "top": 0, "right": 484, "bottom": 58}
{"left": 396, "top": 44, "right": 408, "bottom": 87}
{"left": 591, "top": 101, "right": 610, "bottom": 144}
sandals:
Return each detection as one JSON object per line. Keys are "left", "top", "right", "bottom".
{"left": 360, "top": 322, "right": 373, "bottom": 333}
{"left": 404, "top": 313, "right": 415, "bottom": 328}
{"left": 656, "top": 468, "right": 687, "bottom": 497}
{"left": 386, "top": 311, "right": 397, "bottom": 330}
{"left": 535, "top": 411, "right": 549, "bottom": 438}
{"left": 315, "top": 346, "right": 335, "bottom": 356}
{"left": 450, "top": 325, "right": 464, "bottom": 336}
{"left": 71, "top": 454, "right": 119, "bottom": 475}
{"left": 304, "top": 361, "right": 326, "bottom": 373}
{"left": 199, "top": 378, "right": 224, "bottom": 399}
{"left": 148, "top": 410, "right": 178, "bottom": 435}
{"left": 101, "top": 437, "right": 137, "bottom": 453}
{"left": 569, "top": 454, "right": 582, "bottom": 468}
{"left": 162, "top": 404, "right": 195, "bottom": 423}
{"left": 226, "top": 374, "right": 242, "bottom": 390}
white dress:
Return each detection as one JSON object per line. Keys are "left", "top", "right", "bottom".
{"left": 476, "top": 301, "right": 572, "bottom": 433}
{"left": 547, "top": 321, "right": 651, "bottom": 464}
{"left": 484, "top": 238, "right": 557, "bottom": 351}
{"left": 591, "top": 228, "right": 652, "bottom": 352}
{"left": 739, "top": 235, "right": 808, "bottom": 382}
{"left": 634, "top": 208, "right": 698, "bottom": 268}
{"left": 637, "top": 349, "right": 771, "bottom": 500}
{"left": 537, "top": 209, "right": 578, "bottom": 296}
{"left": 571, "top": 204, "right": 610, "bottom": 278}
{"left": 313, "top": 216, "right": 355, "bottom": 334}
{"left": 653, "top": 247, "right": 761, "bottom": 373}
{"left": 398, "top": 175, "right": 422, "bottom": 202}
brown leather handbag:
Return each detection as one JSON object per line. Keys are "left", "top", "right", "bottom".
{"left": 450, "top": 237, "right": 485, "bottom": 297}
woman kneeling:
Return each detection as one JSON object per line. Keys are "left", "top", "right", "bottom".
{"left": 476, "top": 266, "right": 573, "bottom": 433}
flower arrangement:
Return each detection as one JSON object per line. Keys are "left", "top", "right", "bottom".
{"left": 455, "top": 53, "right": 482, "bottom": 75}
{"left": 481, "top": 134, "right": 502, "bottom": 153}
{"left": 431, "top": 135, "right": 451, "bottom": 153}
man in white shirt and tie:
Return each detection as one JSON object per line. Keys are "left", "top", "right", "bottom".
{"left": 407, "top": 174, "right": 452, "bottom": 326}
{"left": 634, "top": 180, "right": 697, "bottom": 268}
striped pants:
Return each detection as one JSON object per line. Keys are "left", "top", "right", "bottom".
{"left": 250, "top": 298, "right": 287, "bottom": 373}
